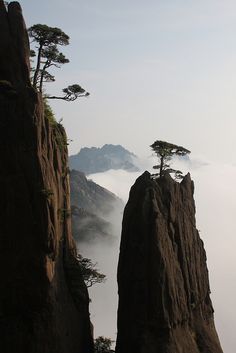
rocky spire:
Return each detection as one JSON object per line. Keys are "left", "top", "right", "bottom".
{"left": 0, "top": 2, "right": 93, "bottom": 352}
{"left": 116, "top": 172, "right": 223, "bottom": 353}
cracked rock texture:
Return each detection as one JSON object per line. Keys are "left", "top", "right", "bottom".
{"left": 116, "top": 172, "right": 223, "bottom": 353}
{"left": 0, "top": 2, "right": 93, "bottom": 352}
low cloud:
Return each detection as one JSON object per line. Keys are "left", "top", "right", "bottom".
{"left": 88, "top": 169, "right": 141, "bottom": 203}
{"left": 79, "top": 238, "right": 120, "bottom": 342}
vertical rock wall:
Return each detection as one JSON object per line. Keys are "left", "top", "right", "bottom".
{"left": 116, "top": 172, "right": 223, "bottom": 353}
{"left": 0, "top": 2, "right": 93, "bottom": 352}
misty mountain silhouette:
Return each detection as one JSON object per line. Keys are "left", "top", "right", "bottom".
{"left": 69, "top": 144, "right": 139, "bottom": 174}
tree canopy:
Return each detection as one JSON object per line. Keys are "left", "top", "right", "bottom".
{"left": 150, "top": 140, "right": 190, "bottom": 179}
{"left": 94, "top": 336, "right": 114, "bottom": 353}
{"left": 28, "top": 24, "right": 89, "bottom": 99}
{"left": 77, "top": 254, "right": 106, "bottom": 288}
{"left": 47, "top": 84, "right": 89, "bottom": 101}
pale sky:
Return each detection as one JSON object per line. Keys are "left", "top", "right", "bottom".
{"left": 17, "top": 1, "right": 236, "bottom": 352}
{"left": 19, "top": 0, "right": 236, "bottom": 162}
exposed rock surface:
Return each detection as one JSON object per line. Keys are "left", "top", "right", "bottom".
{"left": 69, "top": 144, "right": 139, "bottom": 174}
{"left": 0, "top": 2, "right": 93, "bottom": 353}
{"left": 116, "top": 172, "right": 223, "bottom": 353}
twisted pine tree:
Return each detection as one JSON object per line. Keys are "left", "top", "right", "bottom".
{"left": 150, "top": 140, "right": 190, "bottom": 179}
{"left": 28, "top": 24, "right": 89, "bottom": 99}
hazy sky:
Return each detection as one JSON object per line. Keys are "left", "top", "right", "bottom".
{"left": 20, "top": 0, "right": 236, "bottom": 162}
{"left": 17, "top": 1, "right": 236, "bottom": 351}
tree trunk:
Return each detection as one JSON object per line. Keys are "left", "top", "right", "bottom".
{"left": 160, "top": 156, "right": 164, "bottom": 177}
{"left": 33, "top": 43, "right": 43, "bottom": 88}
{"left": 39, "top": 63, "right": 47, "bottom": 93}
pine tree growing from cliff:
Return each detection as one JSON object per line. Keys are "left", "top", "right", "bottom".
{"left": 150, "top": 140, "right": 190, "bottom": 178}
{"left": 28, "top": 24, "right": 89, "bottom": 99}
{"left": 77, "top": 254, "right": 106, "bottom": 288}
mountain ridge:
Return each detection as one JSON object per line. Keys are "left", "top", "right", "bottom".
{"left": 69, "top": 144, "right": 139, "bottom": 174}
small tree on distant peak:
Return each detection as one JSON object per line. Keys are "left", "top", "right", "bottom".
{"left": 150, "top": 140, "right": 190, "bottom": 179}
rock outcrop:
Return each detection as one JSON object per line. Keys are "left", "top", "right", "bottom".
{"left": 116, "top": 172, "right": 223, "bottom": 353}
{"left": 0, "top": 2, "right": 93, "bottom": 353}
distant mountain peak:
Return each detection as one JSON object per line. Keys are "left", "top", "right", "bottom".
{"left": 69, "top": 144, "right": 139, "bottom": 175}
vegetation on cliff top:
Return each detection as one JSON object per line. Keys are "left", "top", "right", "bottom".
{"left": 150, "top": 140, "right": 190, "bottom": 179}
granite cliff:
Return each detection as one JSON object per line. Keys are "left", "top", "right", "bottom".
{"left": 116, "top": 172, "right": 223, "bottom": 353}
{"left": 0, "top": 2, "right": 93, "bottom": 352}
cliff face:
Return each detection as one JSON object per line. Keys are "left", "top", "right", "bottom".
{"left": 0, "top": 2, "right": 93, "bottom": 353}
{"left": 116, "top": 172, "right": 223, "bottom": 353}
